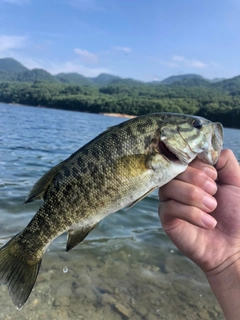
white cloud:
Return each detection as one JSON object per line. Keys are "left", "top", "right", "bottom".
{"left": 148, "top": 75, "right": 160, "bottom": 81}
{"left": 185, "top": 59, "right": 206, "bottom": 68}
{"left": 0, "top": 35, "right": 27, "bottom": 52}
{"left": 74, "top": 48, "right": 98, "bottom": 64}
{"left": 174, "top": 55, "right": 206, "bottom": 68}
{"left": 17, "top": 57, "right": 44, "bottom": 70}
{"left": 48, "top": 61, "right": 111, "bottom": 77}
{"left": 2, "top": 0, "right": 30, "bottom": 4}
{"left": 0, "top": 51, "right": 111, "bottom": 76}
{"left": 172, "top": 55, "right": 185, "bottom": 62}
{"left": 160, "top": 60, "right": 177, "bottom": 68}
{"left": 210, "top": 61, "right": 219, "bottom": 67}
{"left": 161, "top": 55, "right": 207, "bottom": 69}
{"left": 114, "top": 46, "right": 132, "bottom": 53}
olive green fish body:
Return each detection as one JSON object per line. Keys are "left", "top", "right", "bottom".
{"left": 0, "top": 113, "right": 223, "bottom": 309}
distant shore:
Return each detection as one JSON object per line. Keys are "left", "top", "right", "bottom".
{"left": 3, "top": 103, "right": 137, "bottom": 119}
{"left": 101, "top": 113, "right": 136, "bottom": 119}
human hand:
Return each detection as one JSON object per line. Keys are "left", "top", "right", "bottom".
{"left": 158, "top": 149, "right": 240, "bottom": 319}
{"left": 158, "top": 149, "right": 240, "bottom": 273}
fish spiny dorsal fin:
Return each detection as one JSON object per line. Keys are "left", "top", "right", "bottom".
{"left": 66, "top": 224, "right": 97, "bottom": 252}
{"left": 25, "top": 161, "right": 65, "bottom": 203}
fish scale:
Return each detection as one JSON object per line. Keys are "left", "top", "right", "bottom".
{"left": 0, "top": 112, "right": 223, "bottom": 309}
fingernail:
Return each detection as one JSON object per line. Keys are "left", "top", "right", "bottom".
{"left": 203, "top": 195, "right": 217, "bottom": 210}
{"left": 202, "top": 214, "right": 217, "bottom": 229}
{"left": 203, "top": 166, "right": 217, "bottom": 179}
{"left": 205, "top": 180, "right": 217, "bottom": 194}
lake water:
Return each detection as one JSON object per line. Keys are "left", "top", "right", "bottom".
{"left": 0, "top": 103, "right": 240, "bottom": 320}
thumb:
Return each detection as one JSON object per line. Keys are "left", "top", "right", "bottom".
{"left": 216, "top": 149, "right": 240, "bottom": 188}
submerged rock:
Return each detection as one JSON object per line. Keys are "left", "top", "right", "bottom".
{"left": 114, "top": 302, "right": 133, "bottom": 319}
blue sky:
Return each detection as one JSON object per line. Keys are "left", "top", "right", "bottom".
{"left": 0, "top": 0, "right": 240, "bottom": 81}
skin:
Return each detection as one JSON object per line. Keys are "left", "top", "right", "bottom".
{"left": 158, "top": 149, "right": 240, "bottom": 319}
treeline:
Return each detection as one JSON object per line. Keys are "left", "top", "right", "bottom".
{"left": 1, "top": 80, "right": 240, "bottom": 128}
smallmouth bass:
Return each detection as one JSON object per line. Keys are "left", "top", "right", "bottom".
{"left": 0, "top": 113, "right": 223, "bottom": 308}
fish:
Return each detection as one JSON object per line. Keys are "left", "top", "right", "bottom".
{"left": 0, "top": 113, "right": 223, "bottom": 309}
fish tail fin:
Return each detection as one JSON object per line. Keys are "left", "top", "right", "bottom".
{"left": 0, "top": 235, "right": 42, "bottom": 309}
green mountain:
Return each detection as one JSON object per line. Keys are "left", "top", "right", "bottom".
{"left": 0, "top": 58, "right": 58, "bottom": 83}
{"left": 210, "top": 77, "right": 225, "bottom": 83}
{"left": 55, "top": 73, "right": 94, "bottom": 85}
{"left": 169, "top": 77, "right": 211, "bottom": 87}
{"left": 213, "top": 75, "right": 240, "bottom": 94}
{"left": 160, "top": 74, "right": 205, "bottom": 85}
{"left": 16, "top": 69, "right": 59, "bottom": 83}
{"left": 92, "top": 73, "right": 121, "bottom": 85}
{"left": 110, "top": 78, "right": 144, "bottom": 86}
{"left": 0, "top": 58, "right": 121, "bottom": 86}
{"left": 1, "top": 58, "right": 240, "bottom": 128}
{"left": 0, "top": 57, "right": 234, "bottom": 89}
{"left": 0, "top": 57, "right": 28, "bottom": 73}
{"left": 55, "top": 73, "right": 122, "bottom": 86}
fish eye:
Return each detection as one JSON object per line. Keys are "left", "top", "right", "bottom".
{"left": 192, "top": 119, "right": 203, "bottom": 130}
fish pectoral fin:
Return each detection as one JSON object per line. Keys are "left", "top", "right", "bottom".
{"left": 66, "top": 224, "right": 97, "bottom": 252}
{"left": 126, "top": 187, "right": 157, "bottom": 209}
{"left": 25, "top": 161, "right": 65, "bottom": 203}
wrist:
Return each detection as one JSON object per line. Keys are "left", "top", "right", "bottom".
{"left": 205, "top": 252, "right": 240, "bottom": 319}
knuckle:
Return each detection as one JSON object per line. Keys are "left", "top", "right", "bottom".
{"left": 191, "top": 170, "right": 206, "bottom": 186}
{"left": 158, "top": 189, "right": 167, "bottom": 202}
{"left": 187, "top": 187, "right": 201, "bottom": 202}
{"left": 159, "top": 181, "right": 177, "bottom": 201}
{"left": 159, "top": 199, "right": 174, "bottom": 212}
{"left": 222, "top": 148, "right": 234, "bottom": 158}
{"left": 165, "top": 199, "right": 174, "bottom": 209}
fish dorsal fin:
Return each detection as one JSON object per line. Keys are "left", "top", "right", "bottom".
{"left": 66, "top": 224, "right": 97, "bottom": 252}
{"left": 126, "top": 187, "right": 157, "bottom": 209}
{"left": 25, "top": 161, "right": 65, "bottom": 203}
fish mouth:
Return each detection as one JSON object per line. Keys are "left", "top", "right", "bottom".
{"left": 158, "top": 141, "right": 179, "bottom": 162}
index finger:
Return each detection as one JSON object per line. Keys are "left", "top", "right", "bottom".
{"left": 176, "top": 158, "right": 217, "bottom": 184}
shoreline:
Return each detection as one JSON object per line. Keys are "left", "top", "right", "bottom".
{"left": 2, "top": 102, "right": 239, "bottom": 129}
{"left": 101, "top": 113, "right": 136, "bottom": 119}
{"left": 2, "top": 103, "right": 136, "bottom": 119}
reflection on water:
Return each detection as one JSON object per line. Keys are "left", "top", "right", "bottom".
{"left": 0, "top": 103, "right": 238, "bottom": 319}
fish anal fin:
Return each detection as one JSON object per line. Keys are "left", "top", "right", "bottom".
{"left": 127, "top": 187, "right": 157, "bottom": 209}
{"left": 66, "top": 224, "right": 97, "bottom": 252}
{"left": 25, "top": 161, "right": 65, "bottom": 203}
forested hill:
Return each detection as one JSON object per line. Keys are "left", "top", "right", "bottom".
{"left": 1, "top": 57, "right": 240, "bottom": 128}
{"left": 0, "top": 58, "right": 122, "bottom": 85}
{"left": 0, "top": 57, "right": 225, "bottom": 86}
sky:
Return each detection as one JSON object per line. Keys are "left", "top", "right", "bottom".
{"left": 0, "top": 0, "right": 240, "bottom": 81}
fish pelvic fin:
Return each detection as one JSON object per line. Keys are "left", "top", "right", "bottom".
{"left": 0, "top": 236, "right": 42, "bottom": 309}
{"left": 66, "top": 224, "right": 97, "bottom": 252}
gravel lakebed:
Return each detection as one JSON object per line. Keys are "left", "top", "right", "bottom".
{"left": 0, "top": 239, "right": 224, "bottom": 320}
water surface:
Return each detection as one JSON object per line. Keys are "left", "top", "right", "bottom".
{"left": 1, "top": 103, "right": 239, "bottom": 319}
